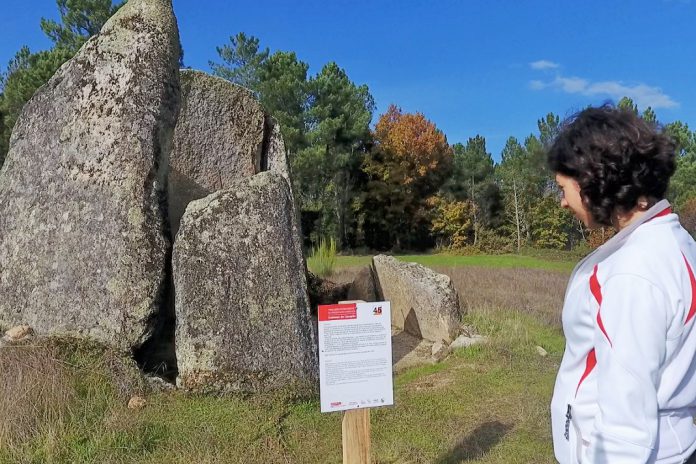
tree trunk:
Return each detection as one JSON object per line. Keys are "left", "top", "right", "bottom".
{"left": 471, "top": 176, "right": 478, "bottom": 246}
{"left": 513, "top": 179, "right": 521, "bottom": 253}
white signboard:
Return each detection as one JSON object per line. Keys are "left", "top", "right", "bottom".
{"left": 318, "top": 301, "right": 394, "bottom": 413}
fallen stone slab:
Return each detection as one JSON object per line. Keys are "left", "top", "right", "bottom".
{"left": 372, "top": 255, "right": 462, "bottom": 343}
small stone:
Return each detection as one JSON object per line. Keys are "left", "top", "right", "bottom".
{"left": 450, "top": 333, "right": 487, "bottom": 349}
{"left": 144, "top": 375, "right": 176, "bottom": 392}
{"left": 536, "top": 346, "right": 548, "bottom": 357}
{"left": 127, "top": 395, "right": 146, "bottom": 410}
{"left": 431, "top": 341, "right": 451, "bottom": 362}
{"left": 4, "top": 325, "right": 34, "bottom": 342}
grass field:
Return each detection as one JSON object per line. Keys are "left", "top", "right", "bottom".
{"left": 0, "top": 256, "right": 571, "bottom": 463}
{"left": 333, "top": 253, "right": 577, "bottom": 272}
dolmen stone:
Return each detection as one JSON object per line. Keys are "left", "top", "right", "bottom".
{"left": 168, "top": 70, "right": 269, "bottom": 237}
{"left": 0, "top": 0, "right": 180, "bottom": 351}
{"left": 174, "top": 171, "right": 317, "bottom": 393}
{"left": 372, "top": 255, "right": 462, "bottom": 343}
{"left": 347, "top": 266, "right": 378, "bottom": 302}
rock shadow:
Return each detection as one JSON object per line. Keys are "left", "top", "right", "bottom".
{"left": 133, "top": 255, "right": 178, "bottom": 382}
{"left": 403, "top": 307, "right": 422, "bottom": 339}
{"left": 435, "top": 421, "right": 512, "bottom": 463}
{"left": 391, "top": 328, "right": 422, "bottom": 365}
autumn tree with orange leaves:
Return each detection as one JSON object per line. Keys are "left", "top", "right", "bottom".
{"left": 357, "top": 105, "right": 453, "bottom": 250}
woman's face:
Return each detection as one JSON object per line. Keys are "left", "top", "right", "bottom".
{"left": 555, "top": 173, "right": 596, "bottom": 228}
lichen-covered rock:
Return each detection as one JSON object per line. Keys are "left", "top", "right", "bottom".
{"left": 265, "top": 118, "right": 292, "bottom": 182}
{"left": 168, "top": 70, "right": 267, "bottom": 237}
{"left": 0, "top": 0, "right": 180, "bottom": 351}
{"left": 174, "top": 171, "right": 317, "bottom": 393}
{"left": 372, "top": 255, "right": 462, "bottom": 343}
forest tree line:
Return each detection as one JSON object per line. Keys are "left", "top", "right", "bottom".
{"left": 2, "top": 0, "right": 695, "bottom": 253}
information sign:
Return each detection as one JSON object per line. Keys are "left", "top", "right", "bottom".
{"left": 318, "top": 301, "right": 394, "bottom": 413}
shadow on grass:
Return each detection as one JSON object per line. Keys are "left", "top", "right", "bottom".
{"left": 435, "top": 421, "right": 513, "bottom": 463}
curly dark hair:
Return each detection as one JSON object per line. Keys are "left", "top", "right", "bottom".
{"left": 547, "top": 104, "right": 676, "bottom": 226}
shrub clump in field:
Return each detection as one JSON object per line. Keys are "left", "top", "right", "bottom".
{"left": 307, "top": 237, "right": 337, "bottom": 277}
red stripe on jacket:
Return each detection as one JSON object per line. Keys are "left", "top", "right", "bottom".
{"left": 591, "top": 265, "right": 612, "bottom": 347}
{"left": 575, "top": 208, "right": 672, "bottom": 396}
{"left": 650, "top": 206, "right": 672, "bottom": 220}
{"left": 576, "top": 349, "right": 597, "bottom": 397}
{"left": 683, "top": 253, "right": 696, "bottom": 325}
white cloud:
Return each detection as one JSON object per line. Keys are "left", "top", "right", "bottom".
{"left": 530, "top": 71, "right": 678, "bottom": 109}
{"left": 554, "top": 76, "right": 589, "bottom": 93}
{"left": 530, "top": 60, "right": 559, "bottom": 70}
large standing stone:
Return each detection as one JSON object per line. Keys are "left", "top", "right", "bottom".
{"left": 168, "top": 70, "right": 268, "bottom": 237}
{"left": 372, "top": 255, "right": 462, "bottom": 343}
{"left": 174, "top": 171, "right": 317, "bottom": 393}
{"left": 0, "top": 0, "right": 180, "bottom": 351}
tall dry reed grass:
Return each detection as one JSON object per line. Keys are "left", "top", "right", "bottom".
{"left": 0, "top": 343, "right": 75, "bottom": 448}
{"left": 0, "top": 338, "right": 144, "bottom": 458}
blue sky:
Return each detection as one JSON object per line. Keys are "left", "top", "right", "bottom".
{"left": 2, "top": 0, "right": 695, "bottom": 160}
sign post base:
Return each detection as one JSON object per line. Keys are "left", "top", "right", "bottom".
{"left": 342, "top": 408, "right": 371, "bottom": 464}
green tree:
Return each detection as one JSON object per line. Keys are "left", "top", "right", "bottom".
{"left": 537, "top": 112, "right": 561, "bottom": 148}
{"left": 531, "top": 195, "right": 574, "bottom": 249}
{"left": 257, "top": 51, "right": 309, "bottom": 156}
{"left": 665, "top": 121, "right": 696, "bottom": 208}
{"left": 496, "top": 134, "right": 552, "bottom": 251}
{"left": 40, "top": 0, "right": 123, "bottom": 51}
{"left": 441, "top": 136, "right": 502, "bottom": 242}
{"left": 642, "top": 106, "right": 657, "bottom": 124}
{"left": 429, "top": 195, "right": 476, "bottom": 249}
{"left": 617, "top": 96, "right": 638, "bottom": 114}
{"left": 295, "top": 62, "right": 374, "bottom": 248}
{"left": 209, "top": 32, "right": 269, "bottom": 91}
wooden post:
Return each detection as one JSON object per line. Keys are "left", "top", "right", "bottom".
{"left": 342, "top": 408, "right": 371, "bottom": 464}
{"left": 338, "top": 299, "right": 371, "bottom": 464}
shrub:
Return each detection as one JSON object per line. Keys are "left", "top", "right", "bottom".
{"left": 679, "top": 197, "right": 696, "bottom": 237}
{"left": 307, "top": 237, "right": 337, "bottom": 277}
{"left": 429, "top": 195, "right": 476, "bottom": 249}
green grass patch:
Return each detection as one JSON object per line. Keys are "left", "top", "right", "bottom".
{"left": 336, "top": 253, "right": 576, "bottom": 272}
{"left": 1, "top": 308, "right": 564, "bottom": 463}
{"left": 306, "top": 237, "right": 337, "bottom": 277}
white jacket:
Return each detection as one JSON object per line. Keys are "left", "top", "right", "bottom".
{"left": 551, "top": 200, "right": 696, "bottom": 463}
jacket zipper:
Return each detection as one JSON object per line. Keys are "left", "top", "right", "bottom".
{"left": 565, "top": 404, "right": 572, "bottom": 441}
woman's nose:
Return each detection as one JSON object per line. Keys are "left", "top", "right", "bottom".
{"left": 560, "top": 198, "right": 568, "bottom": 208}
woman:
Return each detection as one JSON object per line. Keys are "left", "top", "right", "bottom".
{"left": 548, "top": 105, "right": 696, "bottom": 463}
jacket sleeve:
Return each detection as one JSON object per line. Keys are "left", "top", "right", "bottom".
{"left": 584, "top": 274, "right": 669, "bottom": 463}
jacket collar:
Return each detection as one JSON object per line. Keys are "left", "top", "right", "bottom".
{"left": 568, "top": 199, "right": 673, "bottom": 283}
